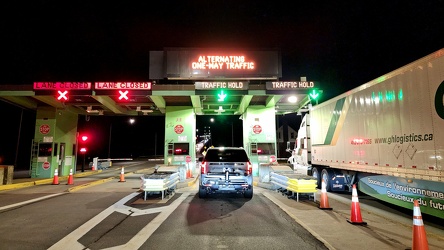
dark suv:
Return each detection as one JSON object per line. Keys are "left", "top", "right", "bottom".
{"left": 199, "top": 147, "right": 253, "bottom": 198}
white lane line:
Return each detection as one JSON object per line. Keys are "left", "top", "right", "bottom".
{"left": 103, "top": 192, "right": 191, "bottom": 250}
{"left": 48, "top": 192, "right": 140, "bottom": 250}
{"left": 0, "top": 193, "right": 66, "bottom": 211}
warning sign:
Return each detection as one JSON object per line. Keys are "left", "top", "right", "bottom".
{"left": 252, "top": 125, "right": 262, "bottom": 134}
{"left": 39, "top": 124, "right": 50, "bottom": 135}
{"left": 174, "top": 125, "right": 184, "bottom": 134}
{"left": 270, "top": 155, "right": 276, "bottom": 163}
{"left": 42, "top": 161, "right": 50, "bottom": 170}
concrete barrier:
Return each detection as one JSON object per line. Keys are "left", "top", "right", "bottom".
{"left": 0, "top": 165, "right": 14, "bottom": 185}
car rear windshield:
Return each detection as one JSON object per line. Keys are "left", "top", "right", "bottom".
{"left": 204, "top": 149, "right": 249, "bottom": 162}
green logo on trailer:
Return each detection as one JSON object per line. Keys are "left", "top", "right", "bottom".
{"left": 436, "top": 81, "right": 444, "bottom": 119}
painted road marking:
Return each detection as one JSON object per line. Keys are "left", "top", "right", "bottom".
{"left": 0, "top": 193, "right": 66, "bottom": 212}
{"left": 48, "top": 192, "right": 191, "bottom": 250}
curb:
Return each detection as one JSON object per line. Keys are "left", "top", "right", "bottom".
{"left": 0, "top": 170, "right": 104, "bottom": 192}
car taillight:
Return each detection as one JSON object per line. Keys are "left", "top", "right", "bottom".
{"left": 201, "top": 161, "right": 208, "bottom": 174}
{"left": 247, "top": 161, "right": 252, "bottom": 175}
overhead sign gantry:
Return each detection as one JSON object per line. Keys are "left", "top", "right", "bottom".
{"left": 0, "top": 47, "right": 323, "bottom": 179}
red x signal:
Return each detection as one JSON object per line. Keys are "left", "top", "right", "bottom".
{"left": 118, "top": 90, "right": 129, "bottom": 100}
{"left": 57, "top": 90, "right": 69, "bottom": 101}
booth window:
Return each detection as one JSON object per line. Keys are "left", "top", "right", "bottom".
{"left": 173, "top": 143, "right": 189, "bottom": 155}
{"left": 39, "top": 143, "right": 53, "bottom": 157}
{"left": 254, "top": 143, "right": 276, "bottom": 155}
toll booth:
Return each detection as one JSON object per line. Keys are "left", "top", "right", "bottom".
{"left": 30, "top": 107, "right": 78, "bottom": 178}
{"left": 242, "top": 106, "right": 277, "bottom": 176}
{"left": 163, "top": 107, "right": 196, "bottom": 177}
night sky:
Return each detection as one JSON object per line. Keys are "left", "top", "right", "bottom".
{"left": 1, "top": 1, "right": 443, "bottom": 168}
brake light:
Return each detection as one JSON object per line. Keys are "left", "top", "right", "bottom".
{"left": 247, "top": 161, "right": 252, "bottom": 175}
{"left": 201, "top": 161, "right": 208, "bottom": 174}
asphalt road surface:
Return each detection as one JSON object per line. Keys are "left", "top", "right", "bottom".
{"left": 0, "top": 160, "right": 443, "bottom": 249}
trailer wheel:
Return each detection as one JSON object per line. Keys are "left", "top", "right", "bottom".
{"left": 312, "top": 167, "right": 321, "bottom": 188}
{"left": 321, "top": 169, "right": 333, "bottom": 192}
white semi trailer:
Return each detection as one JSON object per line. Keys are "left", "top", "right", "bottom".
{"left": 288, "top": 49, "right": 444, "bottom": 219}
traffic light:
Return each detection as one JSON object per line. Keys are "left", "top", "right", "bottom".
{"left": 217, "top": 90, "right": 227, "bottom": 102}
{"left": 309, "top": 89, "right": 322, "bottom": 105}
{"left": 79, "top": 135, "right": 88, "bottom": 154}
{"left": 79, "top": 134, "right": 89, "bottom": 172}
{"left": 57, "top": 90, "right": 69, "bottom": 101}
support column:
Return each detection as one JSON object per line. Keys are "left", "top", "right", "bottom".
{"left": 242, "top": 106, "right": 277, "bottom": 176}
{"left": 31, "top": 107, "right": 78, "bottom": 178}
{"left": 164, "top": 106, "right": 196, "bottom": 172}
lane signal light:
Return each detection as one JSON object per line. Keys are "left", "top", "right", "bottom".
{"left": 309, "top": 89, "right": 320, "bottom": 100}
{"left": 79, "top": 134, "right": 89, "bottom": 153}
{"left": 57, "top": 90, "right": 69, "bottom": 101}
{"left": 118, "top": 90, "right": 129, "bottom": 100}
{"left": 217, "top": 90, "right": 227, "bottom": 102}
{"left": 309, "top": 89, "right": 322, "bottom": 105}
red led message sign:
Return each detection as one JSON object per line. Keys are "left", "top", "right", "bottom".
{"left": 164, "top": 49, "right": 281, "bottom": 80}
{"left": 33, "top": 82, "right": 92, "bottom": 90}
{"left": 191, "top": 56, "right": 255, "bottom": 70}
{"left": 94, "top": 82, "right": 152, "bottom": 90}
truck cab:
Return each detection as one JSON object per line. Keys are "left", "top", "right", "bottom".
{"left": 287, "top": 114, "right": 312, "bottom": 175}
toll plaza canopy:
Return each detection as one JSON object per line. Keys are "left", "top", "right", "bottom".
{"left": 0, "top": 48, "right": 318, "bottom": 116}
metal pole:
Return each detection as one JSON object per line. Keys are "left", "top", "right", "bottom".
{"left": 231, "top": 122, "right": 234, "bottom": 146}
{"left": 14, "top": 108, "right": 23, "bottom": 168}
{"left": 108, "top": 123, "right": 112, "bottom": 158}
{"left": 154, "top": 132, "right": 157, "bottom": 157}
{"left": 82, "top": 153, "right": 85, "bottom": 172}
{"left": 75, "top": 132, "right": 79, "bottom": 174}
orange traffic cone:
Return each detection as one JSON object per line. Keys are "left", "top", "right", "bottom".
{"left": 119, "top": 166, "right": 125, "bottom": 182}
{"left": 67, "top": 168, "right": 74, "bottom": 185}
{"left": 347, "top": 184, "right": 367, "bottom": 225}
{"left": 52, "top": 169, "right": 59, "bottom": 185}
{"left": 186, "top": 166, "right": 192, "bottom": 179}
{"left": 412, "top": 200, "right": 429, "bottom": 250}
{"left": 319, "top": 179, "right": 332, "bottom": 210}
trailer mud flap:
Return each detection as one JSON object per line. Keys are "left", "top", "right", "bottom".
{"left": 330, "top": 176, "right": 345, "bottom": 191}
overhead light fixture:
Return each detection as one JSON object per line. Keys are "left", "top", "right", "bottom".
{"left": 288, "top": 96, "right": 297, "bottom": 103}
{"left": 214, "top": 106, "right": 225, "bottom": 114}
{"left": 137, "top": 106, "right": 154, "bottom": 114}
{"left": 86, "top": 106, "right": 99, "bottom": 113}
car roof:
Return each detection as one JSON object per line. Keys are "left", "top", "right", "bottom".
{"left": 207, "top": 147, "right": 245, "bottom": 151}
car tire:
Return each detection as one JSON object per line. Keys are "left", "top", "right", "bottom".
{"left": 198, "top": 186, "right": 207, "bottom": 198}
{"left": 243, "top": 187, "right": 253, "bottom": 199}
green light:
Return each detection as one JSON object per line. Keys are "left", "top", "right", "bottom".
{"left": 309, "top": 89, "right": 320, "bottom": 100}
{"left": 217, "top": 90, "right": 227, "bottom": 102}
{"left": 385, "top": 90, "right": 395, "bottom": 102}
{"left": 398, "top": 89, "right": 403, "bottom": 101}
{"left": 377, "top": 76, "right": 386, "bottom": 83}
